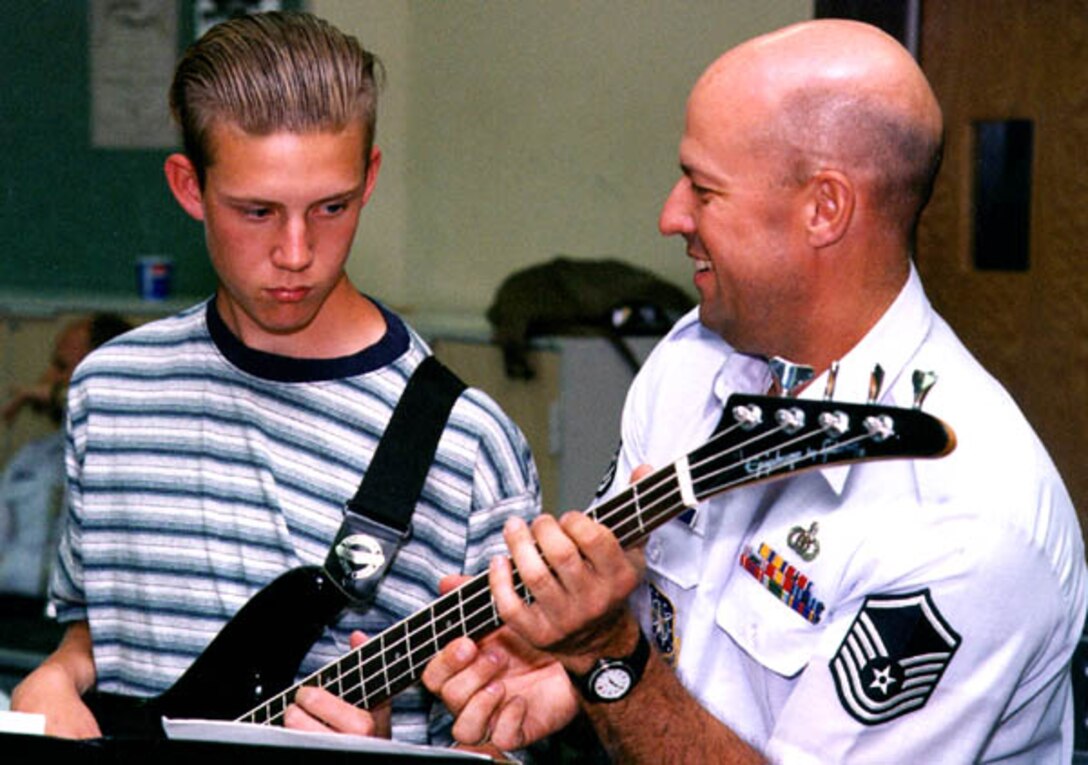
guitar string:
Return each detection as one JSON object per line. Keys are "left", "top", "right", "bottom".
{"left": 249, "top": 424, "right": 868, "bottom": 722}
{"left": 247, "top": 417, "right": 871, "bottom": 722}
{"left": 248, "top": 473, "right": 692, "bottom": 724}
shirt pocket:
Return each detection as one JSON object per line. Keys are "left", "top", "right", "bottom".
{"left": 715, "top": 560, "right": 827, "bottom": 678}
{"left": 643, "top": 519, "right": 702, "bottom": 589}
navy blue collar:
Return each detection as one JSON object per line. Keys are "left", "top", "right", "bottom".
{"left": 205, "top": 297, "right": 410, "bottom": 383}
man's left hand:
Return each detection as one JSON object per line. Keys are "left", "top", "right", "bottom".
{"left": 283, "top": 631, "right": 391, "bottom": 737}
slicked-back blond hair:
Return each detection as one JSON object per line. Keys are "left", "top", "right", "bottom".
{"left": 169, "top": 11, "right": 382, "bottom": 186}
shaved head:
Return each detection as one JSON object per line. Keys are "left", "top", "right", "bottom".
{"left": 661, "top": 19, "right": 946, "bottom": 365}
{"left": 693, "top": 19, "right": 943, "bottom": 239}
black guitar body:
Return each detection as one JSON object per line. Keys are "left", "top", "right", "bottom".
{"left": 84, "top": 565, "right": 348, "bottom": 738}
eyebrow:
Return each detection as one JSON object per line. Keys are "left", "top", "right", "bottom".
{"left": 680, "top": 163, "right": 728, "bottom": 193}
{"left": 680, "top": 162, "right": 717, "bottom": 183}
{"left": 221, "top": 185, "right": 365, "bottom": 208}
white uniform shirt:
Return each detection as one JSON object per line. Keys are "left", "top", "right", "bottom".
{"left": 597, "top": 267, "right": 1086, "bottom": 763}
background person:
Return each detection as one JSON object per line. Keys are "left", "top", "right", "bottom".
{"left": 0, "top": 313, "right": 131, "bottom": 598}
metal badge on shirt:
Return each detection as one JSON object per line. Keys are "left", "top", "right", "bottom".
{"left": 830, "top": 589, "right": 961, "bottom": 726}
{"left": 787, "top": 521, "right": 821, "bottom": 562}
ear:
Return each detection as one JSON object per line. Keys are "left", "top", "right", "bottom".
{"left": 804, "top": 170, "right": 854, "bottom": 248}
{"left": 360, "top": 146, "right": 382, "bottom": 207}
{"left": 164, "top": 153, "right": 206, "bottom": 222}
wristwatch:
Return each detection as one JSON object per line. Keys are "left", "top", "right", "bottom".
{"left": 567, "top": 628, "right": 651, "bottom": 703}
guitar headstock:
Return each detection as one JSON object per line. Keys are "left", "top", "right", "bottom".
{"left": 687, "top": 381, "right": 956, "bottom": 501}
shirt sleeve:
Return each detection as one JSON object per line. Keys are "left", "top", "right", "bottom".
{"left": 763, "top": 503, "right": 1083, "bottom": 764}
{"left": 461, "top": 390, "right": 542, "bottom": 575}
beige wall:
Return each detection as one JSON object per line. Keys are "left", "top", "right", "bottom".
{"left": 316, "top": 1, "right": 811, "bottom": 317}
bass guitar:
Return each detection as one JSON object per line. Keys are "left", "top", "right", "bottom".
{"left": 87, "top": 382, "right": 955, "bottom": 737}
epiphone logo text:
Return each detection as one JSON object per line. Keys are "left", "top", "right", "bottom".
{"left": 744, "top": 440, "right": 866, "bottom": 477}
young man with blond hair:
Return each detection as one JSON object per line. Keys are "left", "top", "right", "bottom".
{"left": 13, "top": 12, "right": 539, "bottom": 747}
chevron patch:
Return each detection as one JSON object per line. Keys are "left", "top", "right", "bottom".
{"left": 830, "top": 589, "right": 961, "bottom": 726}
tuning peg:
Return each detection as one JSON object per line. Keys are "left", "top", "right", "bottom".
{"left": 911, "top": 370, "right": 938, "bottom": 409}
{"left": 822, "top": 361, "right": 840, "bottom": 401}
{"left": 867, "top": 364, "right": 885, "bottom": 404}
{"left": 769, "top": 356, "right": 815, "bottom": 398}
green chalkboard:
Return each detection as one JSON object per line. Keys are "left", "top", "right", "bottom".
{"left": 0, "top": 1, "right": 214, "bottom": 299}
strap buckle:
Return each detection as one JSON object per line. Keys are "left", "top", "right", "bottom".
{"left": 324, "top": 504, "right": 413, "bottom": 607}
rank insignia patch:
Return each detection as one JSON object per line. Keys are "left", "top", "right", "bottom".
{"left": 739, "top": 543, "right": 825, "bottom": 624}
{"left": 830, "top": 589, "right": 961, "bottom": 726}
{"left": 648, "top": 582, "right": 680, "bottom": 666}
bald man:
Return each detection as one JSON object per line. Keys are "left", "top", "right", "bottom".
{"left": 312, "top": 20, "right": 1086, "bottom": 763}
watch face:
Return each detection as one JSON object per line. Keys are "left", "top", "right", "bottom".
{"left": 591, "top": 665, "right": 633, "bottom": 701}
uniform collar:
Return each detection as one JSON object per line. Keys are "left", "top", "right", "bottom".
{"left": 801, "top": 265, "right": 933, "bottom": 410}
{"left": 709, "top": 264, "right": 934, "bottom": 496}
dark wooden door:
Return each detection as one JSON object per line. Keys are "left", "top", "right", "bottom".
{"left": 916, "top": 0, "right": 1088, "bottom": 541}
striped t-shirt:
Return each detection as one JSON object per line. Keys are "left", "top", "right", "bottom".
{"left": 50, "top": 298, "right": 540, "bottom": 744}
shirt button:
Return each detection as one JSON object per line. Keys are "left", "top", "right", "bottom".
{"left": 647, "top": 539, "right": 662, "bottom": 564}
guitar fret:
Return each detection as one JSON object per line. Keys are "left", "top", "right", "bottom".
{"left": 386, "top": 622, "right": 412, "bottom": 696}
{"left": 339, "top": 654, "right": 365, "bottom": 706}
{"left": 268, "top": 694, "right": 287, "bottom": 724}
{"left": 369, "top": 635, "right": 393, "bottom": 700}
{"left": 320, "top": 664, "right": 340, "bottom": 698}
{"left": 632, "top": 479, "right": 646, "bottom": 538}
{"left": 616, "top": 470, "right": 680, "bottom": 543}
{"left": 407, "top": 609, "right": 438, "bottom": 661}
{"left": 432, "top": 588, "right": 463, "bottom": 639}
{"left": 617, "top": 483, "right": 683, "bottom": 545}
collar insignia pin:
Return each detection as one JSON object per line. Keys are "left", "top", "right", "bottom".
{"left": 787, "top": 521, "right": 820, "bottom": 562}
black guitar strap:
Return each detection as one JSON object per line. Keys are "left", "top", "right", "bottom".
{"left": 324, "top": 355, "right": 466, "bottom": 607}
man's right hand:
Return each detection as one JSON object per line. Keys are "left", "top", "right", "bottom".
{"left": 11, "top": 662, "right": 101, "bottom": 739}
{"left": 422, "top": 575, "right": 579, "bottom": 752}
{"left": 11, "top": 621, "right": 101, "bottom": 739}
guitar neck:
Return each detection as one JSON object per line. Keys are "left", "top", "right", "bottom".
{"left": 236, "top": 466, "right": 692, "bottom": 724}
{"left": 237, "top": 392, "right": 953, "bottom": 724}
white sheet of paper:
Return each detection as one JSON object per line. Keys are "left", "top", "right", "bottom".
{"left": 0, "top": 711, "right": 46, "bottom": 735}
{"left": 163, "top": 717, "right": 490, "bottom": 760}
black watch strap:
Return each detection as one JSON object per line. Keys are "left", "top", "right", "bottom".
{"left": 568, "top": 628, "right": 651, "bottom": 703}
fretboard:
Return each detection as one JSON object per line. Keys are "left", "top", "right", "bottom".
{"left": 237, "top": 463, "right": 696, "bottom": 724}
